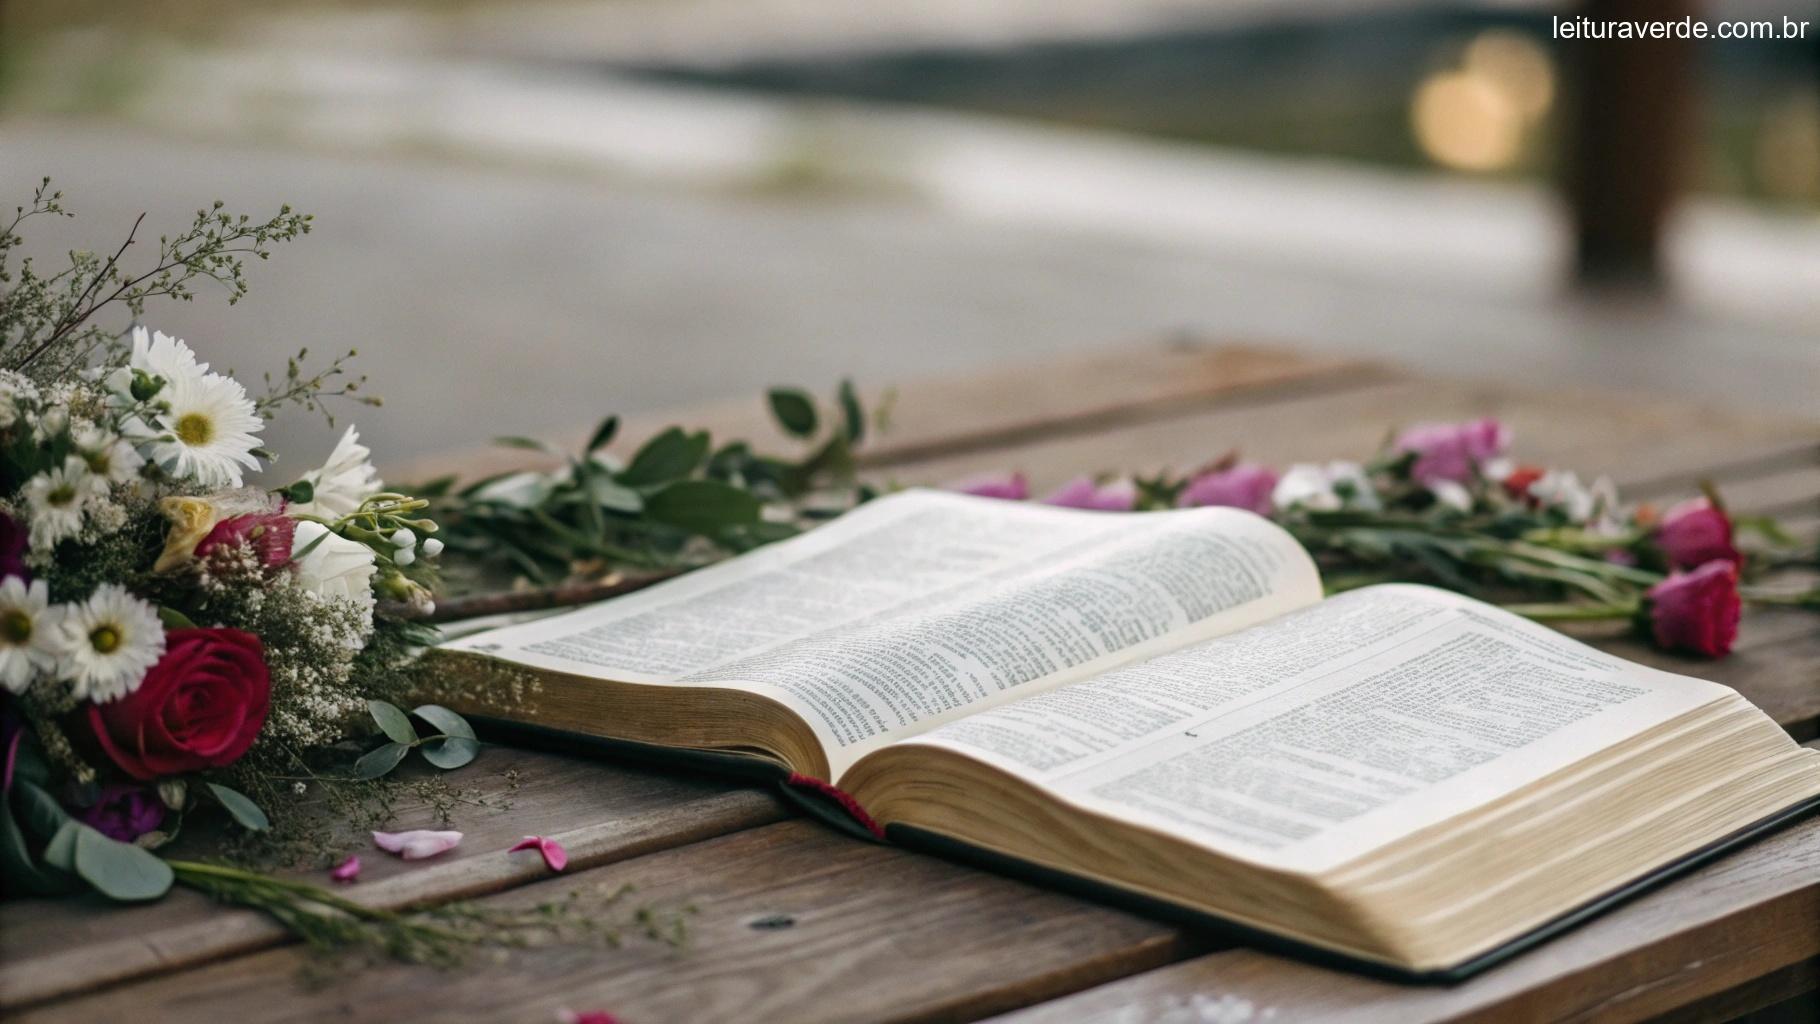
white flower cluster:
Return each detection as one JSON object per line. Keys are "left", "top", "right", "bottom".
{"left": 0, "top": 577, "right": 166, "bottom": 701}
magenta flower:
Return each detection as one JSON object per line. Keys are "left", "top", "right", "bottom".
{"left": 329, "top": 855, "right": 362, "bottom": 883}
{"left": 372, "top": 829, "right": 463, "bottom": 860}
{"left": 1179, "top": 463, "right": 1278, "bottom": 515}
{"left": 1645, "top": 560, "right": 1741, "bottom": 657}
{"left": 557, "top": 1012, "right": 621, "bottom": 1024}
{"left": 195, "top": 511, "right": 296, "bottom": 570}
{"left": 76, "top": 784, "right": 166, "bottom": 842}
{"left": 1655, "top": 498, "right": 1740, "bottom": 570}
{"left": 509, "top": 835, "right": 569, "bottom": 872}
{"left": 1394, "top": 417, "right": 1510, "bottom": 486}
{"left": 952, "top": 472, "right": 1028, "bottom": 501}
{"left": 1044, "top": 476, "right": 1137, "bottom": 511}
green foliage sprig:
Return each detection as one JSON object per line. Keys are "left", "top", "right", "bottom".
{"left": 424, "top": 379, "right": 886, "bottom": 589}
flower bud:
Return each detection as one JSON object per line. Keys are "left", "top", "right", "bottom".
{"left": 394, "top": 547, "right": 416, "bottom": 567}
{"left": 157, "top": 778, "right": 188, "bottom": 810}
{"left": 391, "top": 527, "right": 416, "bottom": 548}
{"left": 130, "top": 369, "right": 165, "bottom": 402}
{"left": 422, "top": 537, "right": 444, "bottom": 558}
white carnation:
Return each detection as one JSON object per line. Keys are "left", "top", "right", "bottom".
{"left": 289, "top": 425, "right": 383, "bottom": 520}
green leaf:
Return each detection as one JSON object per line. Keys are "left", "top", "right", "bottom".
{"left": 643, "top": 480, "right": 762, "bottom": 535}
{"left": 767, "top": 388, "right": 819, "bottom": 438}
{"left": 41, "top": 820, "right": 80, "bottom": 871}
{"left": 620, "top": 427, "right": 709, "bottom": 487}
{"left": 156, "top": 606, "right": 197, "bottom": 631}
{"left": 493, "top": 435, "right": 556, "bottom": 453}
{"left": 367, "top": 699, "right": 419, "bottom": 744}
{"left": 73, "top": 825, "right": 173, "bottom": 901}
{"left": 420, "top": 736, "right": 480, "bottom": 770}
{"left": 205, "top": 782, "right": 269, "bottom": 832}
{"left": 354, "top": 741, "right": 411, "bottom": 780}
{"left": 838, "top": 379, "right": 864, "bottom": 443}
{"left": 586, "top": 415, "right": 620, "bottom": 454}
{"left": 411, "top": 704, "right": 477, "bottom": 741}
{"left": 278, "top": 478, "right": 315, "bottom": 505}
{"left": 586, "top": 474, "right": 644, "bottom": 514}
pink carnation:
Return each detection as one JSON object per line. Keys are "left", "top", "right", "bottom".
{"left": 1394, "top": 417, "right": 1510, "bottom": 486}
{"left": 1645, "top": 560, "right": 1741, "bottom": 658}
{"left": 195, "top": 511, "right": 295, "bottom": 570}
{"left": 1044, "top": 476, "right": 1137, "bottom": 511}
{"left": 1655, "top": 498, "right": 1740, "bottom": 570}
{"left": 1178, "top": 463, "right": 1277, "bottom": 515}
{"left": 952, "top": 472, "right": 1028, "bottom": 501}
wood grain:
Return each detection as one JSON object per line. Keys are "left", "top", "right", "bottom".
{"left": 0, "top": 749, "right": 789, "bottom": 1010}
{"left": 13, "top": 821, "right": 1202, "bottom": 1024}
{"left": 10, "top": 344, "right": 1818, "bottom": 1022}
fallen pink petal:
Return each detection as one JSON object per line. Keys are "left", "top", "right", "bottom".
{"left": 329, "top": 855, "right": 361, "bottom": 883}
{"left": 372, "top": 829, "right": 463, "bottom": 860}
{"left": 556, "top": 1011, "right": 620, "bottom": 1024}
{"left": 511, "top": 835, "right": 569, "bottom": 872}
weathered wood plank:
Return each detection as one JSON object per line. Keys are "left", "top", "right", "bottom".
{"left": 986, "top": 750, "right": 1820, "bottom": 1024}
{"left": 0, "top": 749, "right": 789, "bottom": 1011}
{"left": 13, "top": 820, "right": 1202, "bottom": 1024}
{"left": 388, "top": 341, "right": 1385, "bottom": 484}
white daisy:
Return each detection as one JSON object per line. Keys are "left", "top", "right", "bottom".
{"left": 0, "top": 576, "right": 61, "bottom": 694}
{"left": 22, "top": 457, "right": 93, "bottom": 551}
{"left": 51, "top": 583, "right": 166, "bottom": 702}
{"left": 130, "top": 326, "right": 210, "bottom": 385}
{"left": 72, "top": 422, "right": 146, "bottom": 485}
{"left": 289, "top": 425, "right": 383, "bottom": 519}
{"left": 143, "top": 369, "right": 265, "bottom": 488}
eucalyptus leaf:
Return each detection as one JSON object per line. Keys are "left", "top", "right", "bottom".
{"left": 620, "top": 427, "right": 709, "bottom": 486}
{"left": 493, "top": 435, "right": 556, "bottom": 453}
{"left": 73, "top": 825, "right": 174, "bottom": 901}
{"left": 279, "top": 478, "right": 315, "bottom": 505}
{"left": 354, "top": 741, "right": 411, "bottom": 780}
{"left": 156, "top": 605, "right": 197, "bottom": 630}
{"left": 41, "top": 820, "right": 80, "bottom": 871}
{"left": 586, "top": 475, "right": 644, "bottom": 514}
{"left": 367, "top": 699, "right": 419, "bottom": 744}
{"left": 420, "top": 736, "right": 481, "bottom": 770}
{"left": 767, "top": 388, "right": 818, "bottom": 438}
{"left": 205, "top": 782, "right": 270, "bottom": 832}
{"left": 643, "top": 480, "right": 762, "bottom": 535}
{"left": 411, "top": 704, "right": 477, "bottom": 741}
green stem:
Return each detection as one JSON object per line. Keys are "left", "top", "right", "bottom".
{"left": 1502, "top": 601, "right": 1638, "bottom": 622}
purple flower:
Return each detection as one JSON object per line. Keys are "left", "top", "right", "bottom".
{"left": 1394, "top": 417, "right": 1510, "bottom": 486}
{"left": 0, "top": 513, "right": 27, "bottom": 582}
{"left": 951, "top": 472, "right": 1028, "bottom": 501}
{"left": 76, "top": 784, "right": 166, "bottom": 842}
{"left": 1179, "top": 463, "right": 1278, "bottom": 515}
{"left": 1044, "top": 476, "right": 1137, "bottom": 511}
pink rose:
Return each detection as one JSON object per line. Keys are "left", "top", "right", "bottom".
{"left": 88, "top": 628, "right": 271, "bottom": 780}
{"left": 1395, "top": 417, "right": 1510, "bottom": 486}
{"left": 1654, "top": 498, "right": 1740, "bottom": 570}
{"left": 1178, "top": 463, "right": 1278, "bottom": 515}
{"left": 1044, "top": 476, "right": 1137, "bottom": 511}
{"left": 1644, "top": 561, "right": 1741, "bottom": 657}
{"left": 952, "top": 472, "right": 1028, "bottom": 501}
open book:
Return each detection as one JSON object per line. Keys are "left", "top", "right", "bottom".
{"left": 436, "top": 490, "right": 1820, "bottom": 979}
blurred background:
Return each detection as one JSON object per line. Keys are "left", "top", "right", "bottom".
{"left": 2, "top": 0, "right": 1816, "bottom": 472}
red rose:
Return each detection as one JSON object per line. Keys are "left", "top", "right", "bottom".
{"left": 1644, "top": 561, "right": 1741, "bottom": 658}
{"left": 88, "top": 628, "right": 271, "bottom": 780}
{"left": 1654, "top": 497, "right": 1741, "bottom": 570}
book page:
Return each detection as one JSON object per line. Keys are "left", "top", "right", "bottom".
{"left": 444, "top": 489, "right": 1322, "bottom": 776}
{"left": 905, "top": 584, "right": 1732, "bottom": 872}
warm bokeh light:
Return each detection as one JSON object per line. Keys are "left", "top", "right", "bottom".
{"left": 1411, "top": 70, "right": 1524, "bottom": 171}
{"left": 1463, "top": 30, "right": 1556, "bottom": 121}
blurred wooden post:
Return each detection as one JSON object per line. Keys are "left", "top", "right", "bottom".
{"left": 1567, "top": 0, "right": 1698, "bottom": 286}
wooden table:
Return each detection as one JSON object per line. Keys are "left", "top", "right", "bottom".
{"left": 4, "top": 342, "right": 1817, "bottom": 1023}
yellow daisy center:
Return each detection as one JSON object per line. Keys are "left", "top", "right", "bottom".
{"left": 90, "top": 625, "right": 121, "bottom": 654}
{"left": 1, "top": 610, "right": 32, "bottom": 644}
{"left": 175, "top": 412, "right": 214, "bottom": 447}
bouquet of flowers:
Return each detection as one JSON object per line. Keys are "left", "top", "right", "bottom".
{"left": 953, "top": 416, "right": 1817, "bottom": 657}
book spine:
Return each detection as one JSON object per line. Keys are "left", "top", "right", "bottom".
{"left": 783, "top": 773, "right": 886, "bottom": 840}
